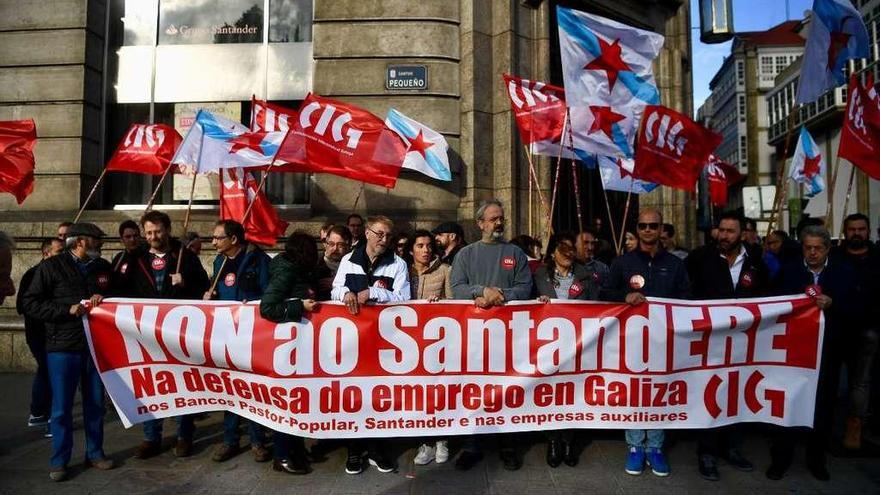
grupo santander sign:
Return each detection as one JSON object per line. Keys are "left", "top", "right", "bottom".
{"left": 84, "top": 297, "right": 823, "bottom": 438}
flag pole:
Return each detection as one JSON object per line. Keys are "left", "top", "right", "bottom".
{"left": 352, "top": 182, "right": 366, "bottom": 213}
{"left": 176, "top": 129, "right": 205, "bottom": 274}
{"left": 144, "top": 164, "right": 175, "bottom": 212}
{"left": 523, "top": 145, "right": 549, "bottom": 236}
{"left": 546, "top": 111, "right": 570, "bottom": 241}
{"left": 838, "top": 165, "right": 857, "bottom": 239}
{"left": 600, "top": 176, "right": 620, "bottom": 251}
{"left": 824, "top": 152, "right": 843, "bottom": 229}
{"left": 528, "top": 163, "right": 533, "bottom": 237}
{"left": 73, "top": 167, "right": 110, "bottom": 223}
{"left": 616, "top": 180, "right": 634, "bottom": 255}
{"left": 766, "top": 106, "right": 799, "bottom": 237}
{"left": 566, "top": 116, "right": 584, "bottom": 234}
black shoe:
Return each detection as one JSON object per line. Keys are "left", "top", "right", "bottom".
{"left": 345, "top": 452, "right": 364, "bottom": 475}
{"left": 766, "top": 463, "right": 787, "bottom": 481}
{"left": 698, "top": 454, "right": 720, "bottom": 481}
{"left": 807, "top": 460, "right": 830, "bottom": 481}
{"left": 455, "top": 450, "right": 483, "bottom": 471}
{"left": 367, "top": 450, "right": 395, "bottom": 473}
{"left": 563, "top": 441, "right": 579, "bottom": 467}
{"left": 546, "top": 440, "right": 561, "bottom": 468}
{"left": 722, "top": 449, "right": 754, "bottom": 472}
{"left": 500, "top": 449, "right": 521, "bottom": 471}
{"left": 273, "top": 457, "right": 310, "bottom": 475}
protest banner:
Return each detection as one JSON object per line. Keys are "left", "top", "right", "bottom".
{"left": 84, "top": 296, "right": 823, "bottom": 438}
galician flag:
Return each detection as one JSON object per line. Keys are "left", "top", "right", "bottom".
{"left": 171, "top": 110, "right": 285, "bottom": 174}
{"left": 796, "top": 0, "right": 869, "bottom": 104}
{"left": 557, "top": 6, "right": 664, "bottom": 159}
{"left": 384, "top": 108, "right": 451, "bottom": 181}
{"left": 596, "top": 155, "right": 658, "bottom": 194}
{"left": 789, "top": 126, "right": 826, "bottom": 198}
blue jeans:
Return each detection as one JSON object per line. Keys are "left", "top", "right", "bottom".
{"left": 625, "top": 429, "right": 664, "bottom": 449}
{"left": 27, "top": 335, "right": 51, "bottom": 417}
{"left": 143, "top": 416, "right": 195, "bottom": 442}
{"left": 47, "top": 351, "right": 105, "bottom": 468}
{"left": 222, "top": 412, "right": 266, "bottom": 446}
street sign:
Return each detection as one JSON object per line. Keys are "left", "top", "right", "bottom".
{"left": 386, "top": 65, "right": 428, "bottom": 90}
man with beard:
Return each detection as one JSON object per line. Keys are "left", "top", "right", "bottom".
{"left": 21, "top": 223, "right": 116, "bottom": 481}
{"left": 119, "top": 210, "right": 209, "bottom": 460}
{"left": 111, "top": 220, "right": 143, "bottom": 276}
{"left": 332, "top": 215, "right": 409, "bottom": 475}
{"left": 316, "top": 225, "right": 352, "bottom": 300}
{"left": 685, "top": 211, "right": 769, "bottom": 480}
{"left": 450, "top": 199, "right": 533, "bottom": 471}
{"left": 432, "top": 221, "right": 466, "bottom": 265}
{"left": 830, "top": 213, "right": 880, "bottom": 451}
{"left": 575, "top": 228, "right": 610, "bottom": 299}
{"left": 602, "top": 208, "right": 689, "bottom": 478}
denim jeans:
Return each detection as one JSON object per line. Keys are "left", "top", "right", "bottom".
{"left": 143, "top": 415, "right": 195, "bottom": 442}
{"left": 273, "top": 432, "right": 304, "bottom": 460}
{"left": 625, "top": 429, "right": 664, "bottom": 449}
{"left": 26, "top": 334, "right": 51, "bottom": 417}
{"left": 47, "top": 351, "right": 105, "bottom": 468}
{"left": 222, "top": 412, "right": 266, "bottom": 446}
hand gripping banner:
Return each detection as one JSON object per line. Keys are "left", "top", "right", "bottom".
{"left": 84, "top": 296, "right": 823, "bottom": 438}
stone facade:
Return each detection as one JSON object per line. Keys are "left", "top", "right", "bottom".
{"left": 0, "top": 0, "right": 691, "bottom": 371}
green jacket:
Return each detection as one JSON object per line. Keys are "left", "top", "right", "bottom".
{"left": 259, "top": 254, "right": 315, "bottom": 323}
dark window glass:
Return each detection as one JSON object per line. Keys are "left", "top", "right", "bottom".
{"left": 269, "top": 0, "right": 312, "bottom": 42}
{"left": 159, "top": 0, "right": 263, "bottom": 45}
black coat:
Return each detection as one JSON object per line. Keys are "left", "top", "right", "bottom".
{"left": 601, "top": 248, "right": 690, "bottom": 301}
{"left": 117, "top": 241, "right": 209, "bottom": 300}
{"left": 533, "top": 263, "right": 599, "bottom": 300}
{"left": 20, "top": 252, "right": 115, "bottom": 353}
{"left": 773, "top": 258, "right": 859, "bottom": 338}
{"left": 830, "top": 242, "right": 880, "bottom": 324}
{"left": 685, "top": 244, "right": 770, "bottom": 300}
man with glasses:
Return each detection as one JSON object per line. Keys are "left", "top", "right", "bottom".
{"left": 575, "top": 228, "right": 609, "bottom": 299}
{"left": 316, "top": 225, "right": 352, "bottom": 301}
{"left": 450, "top": 199, "right": 533, "bottom": 471}
{"left": 602, "top": 208, "right": 690, "bottom": 478}
{"left": 347, "top": 213, "right": 366, "bottom": 247}
{"left": 204, "top": 220, "right": 272, "bottom": 464}
{"left": 331, "top": 215, "right": 409, "bottom": 474}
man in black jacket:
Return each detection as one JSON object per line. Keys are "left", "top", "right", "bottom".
{"left": 110, "top": 219, "right": 144, "bottom": 275}
{"left": 117, "top": 210, "right": 209, "bottom": 460}
{"left": 18, "top": 238, "right": 64, "bottom": 431}
{"left": 767, "top": 225, "right": 858, "bottom": 481}
{"left": 686, "top": 211, "right": 769, "bottom": 481}
{"left": 21, "top": 223, "right": 116, "bottom": 482}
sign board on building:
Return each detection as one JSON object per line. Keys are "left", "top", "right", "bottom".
{"left": 172, "top": 102, "right": 241, "bottom": 201}
{"left": 386, "top": 65, "right": 428, "bottom": 90}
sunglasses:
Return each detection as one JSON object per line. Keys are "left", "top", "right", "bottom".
{"left": 637, "top": 222, "right": 660, "bottom": 231}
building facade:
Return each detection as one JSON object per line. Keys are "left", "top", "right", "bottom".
{"left": 0, "top": 0, "right": 691, "bottom": 369}
{"left": 766, "top": 0, "right": 880, "bottom": 234}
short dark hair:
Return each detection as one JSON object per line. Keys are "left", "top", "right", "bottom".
{"left": 661, "top": 223, "right": 675, "bottom": 237}
{"left": 140, "top": 210, "right": 172, "bottom": 230}
{"left": 770, "top": 230, "right": 790, "bottom": 241}
{"left": 844, "top": 213, "right": 870, "bottom": 229}
{"left": 326, "top": 225, "right": 352, "bottom": 244}
{"left": 58, "top": 221, "right": 73, "bottom": 229}
{"left": 215, "top": 220, "right": 245, "bottom": 244}
{"left": 40, "top": 237, "right": 62, "bottom": 254}
{"left": 543, "top": 232, "right": 577, "bottom": 285}
{"left": 118, "top": 219, "right": 139, "bottom": 237}
{"left": 717, "top": 211, "right": 745, "bottom": 231}
{"left": 406, "top": 229, "right": 437, "bottom": 261}
{"left": 579, "top": 227, "right": 599, "bottom": 238}
{"left": 744, "top": 217, "right": 757, "bottom": 231}
{"left": 347, "top": 214, "right": 364, "bottom": 225}
{"left": 283, "top": 231, "right": 318, "bottom": 270}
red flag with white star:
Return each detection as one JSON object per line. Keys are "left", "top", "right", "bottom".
{"left": 632, "top": 105, "right": 721, "bottom": 191}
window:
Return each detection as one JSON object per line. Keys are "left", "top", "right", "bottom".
{"left": 760, "top": 56, "right": 774, "bottom": 75}
{"left": 158, "top": 0, "right": 263, "bottom": 45}
{"left": 738, "top": 95, "right": 746, "bottom": 122}
{"left": 737, "top": 61, "right": 745, "bottom": 85}
{"left": 775, "top": 55, "right": 789, "bottom": 73}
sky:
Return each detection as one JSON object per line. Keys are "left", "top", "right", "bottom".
{"left": 691, "top": 0, "right": 814, "bottom": 112}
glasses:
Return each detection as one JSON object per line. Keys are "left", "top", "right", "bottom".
{"left": 211, "top": 235, "right": 228, "bottom": 241}
{"left": 637, "top": 222, "right": 660, "bottom": 231}
{"left": 325, "top": 241, "right": 349, "bottom": 249}
{"left": 367, "top": 227, "right": 391, "bottom": 240}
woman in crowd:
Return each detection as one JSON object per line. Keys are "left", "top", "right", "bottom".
{"left": 259, "top": 231, "right": 320, "bottom": 475}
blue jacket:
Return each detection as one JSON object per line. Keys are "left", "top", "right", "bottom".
{"left": 601, "top": 248, "right": 690, "bottom": 301}
{"left": 212, "top": 246, "right": 270, "bottom": 301}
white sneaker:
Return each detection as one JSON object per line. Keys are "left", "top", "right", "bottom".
{"left": 414, "top": 444, "right": 435, "bottom": 465}
{"left": 435, "top": 441, "right": 449, "bottom": 464}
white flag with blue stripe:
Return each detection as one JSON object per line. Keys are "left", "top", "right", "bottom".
{"left": 557, "top": 6, "right": 664, "bottom": 159}
{"left": 385, "top": 108, "right": 451, "bottom": 181}
{"left": 789, "top": 126, "right": 826, "bottom": 198}
{"left": 597, "top": 155, "right": 658, "bottom": 194}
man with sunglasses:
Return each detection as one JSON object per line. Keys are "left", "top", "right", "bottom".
{"left": 331, "top": 215, "right": 410, "bottom": 474}
{"left": 602, "top": 208, "right": 690, "bottom": 478}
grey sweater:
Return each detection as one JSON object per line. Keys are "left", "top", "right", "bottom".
{"left": 450, "top": 240, "right": 533, "bottom": 301}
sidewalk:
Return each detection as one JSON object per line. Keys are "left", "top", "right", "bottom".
{"left": 0, "top": 372, "right": 878, "bottom": 494}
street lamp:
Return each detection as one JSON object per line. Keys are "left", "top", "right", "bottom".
{"left": 699, "top": 0, "right": 735, "bottom": 44}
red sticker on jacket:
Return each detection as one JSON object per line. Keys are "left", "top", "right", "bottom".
{"left": 501, "top": 256, "right": 516, "bottom": 270}
{"left": 224, "top": 272, "right": 236, "bottom": 287}
{"left": 97, "top": 274, "right": 110, "bottom": 289}
{"left": 120, "top": 263, "right": 128, "bottom": 274}
{"left": 805, "top": 284, "right": 822, "bottom": 298}
{"left": 374, "top": 279, "right": 388, "bottom": 289}
{"left": 568, "top": 282, "right": 584, "bottom": 298}
{"left": 151, "top": 257, "right": 166, "bottom": 271}
{"left": 629, "top": 274, "right": 645, "bottom": 290}
{"left": 592, "top": 272, "right": 601, "bottom": 283}
{"left": 740, "top": 271, "right": 753, "bottom": 288}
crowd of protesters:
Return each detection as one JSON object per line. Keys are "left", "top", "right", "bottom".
{"left": 8, "top": 199, "right": 880, "bottom": 484}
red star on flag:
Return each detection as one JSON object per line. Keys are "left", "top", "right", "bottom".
{"left": 584, "top": 37, "right": 633, "bottom": 91}
{"left": 828, "top": 20, "right": 853, "bottom": 70}
{"left": 406, "top": 130, "right": 434, "bottom": 159}
{"left": 228, "top": 131, "right": 268, "bottom": 154}
{"left": 588, "top": 106, "right": 626, "bottom": 139}
{"left": 616, "top": 158, "right": 633, "bottom": 179}
{"left": 803, "top": 154, "right": 822, "bottom": 178}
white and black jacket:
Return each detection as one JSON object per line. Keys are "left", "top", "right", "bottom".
{"left": 331, "top": 244, "right": 411, "bottom": 302}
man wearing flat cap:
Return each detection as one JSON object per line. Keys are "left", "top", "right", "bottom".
{"left": 21, "top": 222, "right": 117, "bottom": 482}
{"left": 432, "top": 221, "right": 466, "bottom": 265}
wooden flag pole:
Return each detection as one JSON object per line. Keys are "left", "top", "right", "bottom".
{"left": 824, "top": 153, "right": 843, "bottom": 227}
{"left": 600, "top": 179, "right": 620, "bottom": 252}
{"left": 766, "top": 106, "right": 800, "bottom": 237}
{"left": 565, "top": 114, "right": 584, "bottom": 234}
{"left": 176, "top": 132, "right": 205, "bottom": 274}
{"left": 351, "top": 182, "right": 366, "bottom": 213}
{"left": 616, "top": 181, "right": 634, "bottom": 255}
{"left": 523, "top": 145, "right": 549, "bottom": 237}
{"left": 838, "top": 166, "right": 857, "bottom": 239}
{"left": 545, "top": 111, "right": 570, "bottom": 241}
{"left": 144, "top": 164, "right": 175, "bottom": 212}
{"left": 73, "top": 167, "right": 110, "bottom": 223}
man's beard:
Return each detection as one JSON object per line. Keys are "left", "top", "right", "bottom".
{"left": 85, "top": 248, "right": 101, "bottom": 260}
{"left": 848, "top": 236, "right": 867, "bottom": 249}
{"left": 490, "top": 229, "right": 504, "bottom": 240}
